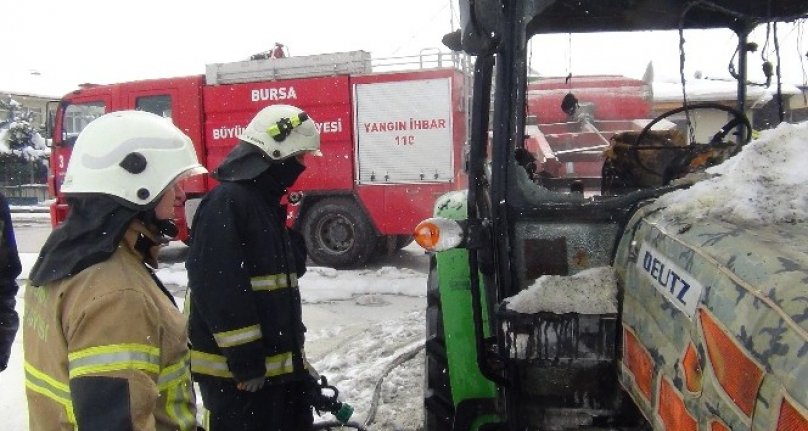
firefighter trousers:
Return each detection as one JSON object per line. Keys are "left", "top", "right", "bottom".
{"left": 199, "top": 379, "right": 314, "bottom": 431}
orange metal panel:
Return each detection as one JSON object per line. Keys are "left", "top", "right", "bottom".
{"left": 776, "top": 397, "right": 808, "bottom": 431}
{"left": 657, "top": 378, "right": 698, "bottom": 431}
{"left": 699, "top": 308, "right": 764, "bottom": 417}
{"left": 682, "top": 342, "right": 703, "bottom": 393}
{"left": 623, "top": 326, "right": 655, "bottom": 402}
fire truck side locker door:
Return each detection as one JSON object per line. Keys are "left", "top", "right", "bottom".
{"left": 352, "top": 74, "right": 456, "bottom": 235}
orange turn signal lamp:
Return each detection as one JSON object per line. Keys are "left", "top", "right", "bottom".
{"left": 413, "top": 217, "right": 465, "bottom": 252}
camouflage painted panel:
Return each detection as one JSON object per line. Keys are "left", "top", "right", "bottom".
{"left": 433, "top": 190, "right": 468, "bottom": 220}
{"left": 615, "top": 203, "right": 808, "bottom": 430}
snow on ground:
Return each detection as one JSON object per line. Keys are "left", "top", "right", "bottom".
{"left": 308, "top": 310, "right": 426, "bottom": 430}
{"left": 0, "top": 244, "right": 431, "bottom": 430}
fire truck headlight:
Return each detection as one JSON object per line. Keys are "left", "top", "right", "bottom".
{"left": 413, "top": 217, "right": 464, "bottom": 252}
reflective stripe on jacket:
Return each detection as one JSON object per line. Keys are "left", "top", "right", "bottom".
{"left": 23, "top": 223, "right": 198, "bottom": 431}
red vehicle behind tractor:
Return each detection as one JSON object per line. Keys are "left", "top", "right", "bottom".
{"left": 47, "top": 50, "right": 650, "bottom": 267}
{"left": 48, "top": 51, "right": 471, "bottom": 267}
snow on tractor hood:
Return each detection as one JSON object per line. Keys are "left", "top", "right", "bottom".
{"left": 657, "top": 120, "right": 808, "bottom": 224}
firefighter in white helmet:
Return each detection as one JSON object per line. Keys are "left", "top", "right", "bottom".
{"left": 24, "top": 110, "right": 207, "bottom": 431}
{"left": 186, "top": 104, "right": 325, "bottom": 430}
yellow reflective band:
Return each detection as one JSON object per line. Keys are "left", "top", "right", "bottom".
{"left": 266, "top": 114, "right": 304, "bottom": 139}
{"left": 158, "top": 353, "right": 191, "bottom": 390}
{"left": 68, "top": 343, "right": 160, "bottom": 378}
{"left": 213, "top": 324, "right": 262, "bottom": 348}
{"left": 24, "top": 361, "right": 76, "bottom": 425}
{"left": 265, "top": 352, "right": 295, "bottom": 377}
{"left": 182, "top": 287, "right": 192, "bottom": 317}
{"left": 190, "top": 350, "right": 232, "bottom": 378}
{"left": 250, "top": 273, "right": 298, "bottom": 292}
{"left": 160, "top": 353, "right": 205, "bottom": 430}
{"left": 190, "top": 350, "right": 295, "bottom": 378}
{"left": 203, "top": 408, "right": 211, "bottom": 430}
{"left": 24, "top": 361, "right": 69, "bottom": 394}
{"left": 163, "top": 379, "right": 196, "bottom": 431}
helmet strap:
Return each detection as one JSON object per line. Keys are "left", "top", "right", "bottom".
{"left": 156, "top": 219, "right": 179, "bottom": 238}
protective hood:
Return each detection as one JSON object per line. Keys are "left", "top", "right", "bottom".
{"left": 212, "top": 141, "right": 272, "bottom": 182}
{"left": 214, "top": 141, "right": 306, "bottom": 189}
{"left": 266, "top": 157, "right": 306, "bottom": 190}
{"left": 28, "top": 196, "right": 164, "bottom": 285}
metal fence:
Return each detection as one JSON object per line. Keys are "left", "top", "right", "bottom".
{"left": 1, "top": 184, "right": 49, "bottom": 205}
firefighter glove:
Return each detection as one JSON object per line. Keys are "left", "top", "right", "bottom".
{"left": 236, "top": 376, "right": 266, "bottom": 392}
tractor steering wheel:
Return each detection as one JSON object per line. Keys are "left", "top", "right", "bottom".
{"left": 631, "top": 102, "right": 752, "bottom": 181}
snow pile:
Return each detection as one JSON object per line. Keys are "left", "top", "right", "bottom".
{"left": 308, "top": 311, "right": 425, "bottom": 430}
{"left": 0, "top": 96, "right": 52, "bottom": 163}
{"left": 0, "top": 125, "right": 50, "bottom": 161}
{"left": 505, "top": 266, "right": 617, "bottom": 314}
{"left": 658, "top": 120, "right": 808, "bottom": 224}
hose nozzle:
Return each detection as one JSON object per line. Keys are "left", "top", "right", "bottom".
{"left": 310, "top": 375, "right": 354, "bottom": 424}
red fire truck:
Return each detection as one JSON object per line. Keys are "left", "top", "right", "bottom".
{"left": 48, "top": 51, "right": 471, "bottom": 267}
{"left": 47, "top": 50, "right": 650, "bottom": 267}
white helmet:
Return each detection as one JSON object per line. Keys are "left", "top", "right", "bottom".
{"left": 238, "top": 104, "right": 321, "bottom": 160}
{"left": 61, "top": 110, "right": 207, "bottom": 208}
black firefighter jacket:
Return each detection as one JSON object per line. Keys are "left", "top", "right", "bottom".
{"left": 0, "top": 192, "right": 21, "bottom": 371}
{"left": 186, "top": 179, "right": 308, "bottom": 386}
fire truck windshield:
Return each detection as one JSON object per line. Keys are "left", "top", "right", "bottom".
{"left": 60, "top": 101, "right": 105, "bottom": 146}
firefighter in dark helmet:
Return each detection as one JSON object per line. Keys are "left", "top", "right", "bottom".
{"left": 24, "top": 111, "right": 207, "bottom": 431}
{"left": 186, "top": 104, "right": 321, "bottom": 431}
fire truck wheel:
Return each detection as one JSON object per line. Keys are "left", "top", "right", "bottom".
{"left": 424, "top": 257, "right": 454, "bottom": 431}
{"left": 395, "top": 235, "right": 414, "bottom": 250}
{"left": 302, "top": 198, "right": 378, "bottom": 268}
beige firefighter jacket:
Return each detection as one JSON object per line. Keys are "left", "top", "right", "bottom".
{"left": 23, "top": 221, "right": 197, "bottom": 431}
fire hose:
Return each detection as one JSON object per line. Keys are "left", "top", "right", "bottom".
{"left": 311, "top": 340, "right": 426, "bottom": 431}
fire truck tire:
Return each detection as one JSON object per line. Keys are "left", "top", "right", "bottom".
{"left": 395, "top": 235, "right": 414, "bottom": 250}
{"left": 424, "top": 257, "right": 454, "bottom": 431}
{"left": 302, "top": 198, "right": 378, "bottom": 268}
{"left": 374, "top": 235, "right": 414, "bottom": 255}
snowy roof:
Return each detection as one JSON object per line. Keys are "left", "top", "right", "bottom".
{"left": 0, "top": 68, "right": 77, "bottom": 99}
{"left": 653, "top": 78, "right": 803, "bottom": 105}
